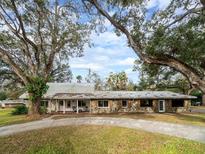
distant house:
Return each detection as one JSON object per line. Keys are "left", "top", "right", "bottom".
{"left": 0, "top": 100, "right": 27, "bottom": 108}
{"left": 20, "top": 83, "right": 196, "bottom": 113}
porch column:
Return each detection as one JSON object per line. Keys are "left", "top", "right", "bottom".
{"left": 77, "top": 100, "right": 79, "bottom": 114}
{"left": 89, "top": 100, "right": 91, "bottom": 114}
{"left": 63, "top": 100, "right": 66, "bottom": 114}
{"left": 55, "top": 100, "right": 58, "bottom": 112}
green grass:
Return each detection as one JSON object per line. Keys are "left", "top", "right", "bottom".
{"left": 0, "top": 125, "right": 204, "bottom": 154}
{"left": 0, "top": 108, "right": 29, "bottom": 126}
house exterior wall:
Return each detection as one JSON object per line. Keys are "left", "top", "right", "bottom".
{"left": 89, "top": 99, "right": 191, "bottom": 113}
{"left": 47, "top": 99, "right": 191, "bottom": 113}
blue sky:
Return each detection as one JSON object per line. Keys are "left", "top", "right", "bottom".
{"left": 69, "top": 0, "right": 171, "bottom": 83}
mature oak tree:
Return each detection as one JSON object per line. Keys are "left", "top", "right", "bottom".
{"left": 83, "top": 0, "right": 205, "bottom": 105}
{"left": 0, "top": 0, "right": 90, "bottom": 114}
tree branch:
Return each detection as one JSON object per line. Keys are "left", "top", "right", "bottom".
{"left": 0, "top": 47, "right": 28, "bottom": 84}
{"left": 165, "top": 6, "right": 205, "bottom": 28}
{"left": 87, "top": 0, "right": 205, "bottom": 88}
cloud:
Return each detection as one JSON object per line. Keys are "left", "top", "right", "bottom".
{"left": 147, "top": 0, "right": 171, "bottom": 9}
{"left": 116, "top": 57, "right": 136, "bottom": 66}
{"left": 70, "top": 9, "right": 140, "bottom": 82}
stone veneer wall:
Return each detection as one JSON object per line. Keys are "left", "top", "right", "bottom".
{"left": 90, "top": 99, "right": 191, "bottom": 113}
{"left": 90, "top": 99, "right": 155, "bottom": 113}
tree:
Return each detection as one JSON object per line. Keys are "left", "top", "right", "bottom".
{"left": 85, "top": 69, "right": 104, "bottom": 90}
{"left": 0, "top": 91, "right": 7, "bottom": 100}
{"left": 0, "top": 0, "right": 90, "bottom": 114}
{"left": 84, "top": 0, "right": 205, "bottom": 105}
{"left": 106, "top": 71, "right": 128, "bottom": 90}
{"left": 76, "top": 75, "right": 83, "bottom": 83}
{"left": 134, "top": 60, "right": 191, "bottom": 93}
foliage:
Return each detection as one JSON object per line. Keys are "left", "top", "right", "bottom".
{"left": 0, "top": 92, "right": 7, "bottom": 100}
{"left": 0, "top": 0, "right": 92, "bottom": 113}
{"left": 12, "top": 105, "right": 28, "bottom": 115}
{"left": 76, "top": 75, "right": 83, "bottom": 83}
{"left": 39, "top": 106, "right": 47, "bottom": 115}
{"left": 84, "top": 0, "right": 205, "bottom": 99}
{"left": 85, "top": 69, "right": 104, "bottom": 90}
{"left": 135, "top": 60, "right": 191, "bottom": 93}
{"left": 106, "top": 71, "right": 128, "bottom": 90}
{"left": 50, "top": 62, "right": 73, "bottom": 83}
{"left": 25, "top": 77, "right": 49, "bottom": 102}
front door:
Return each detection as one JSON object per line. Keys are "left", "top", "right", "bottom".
{"left": 158, "top": 100, "right": 165, "bottom": 112}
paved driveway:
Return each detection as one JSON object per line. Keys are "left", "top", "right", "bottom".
{"left": 0, "top": 117, "right": 205, "bottom": 143}
{"left": 191, "top": 107, "right": 205, "bottom": 113}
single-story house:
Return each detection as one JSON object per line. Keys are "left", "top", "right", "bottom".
{"left": 19, "top": 83, "right": 196, "bottom": 113}
{"left": 0, "top": 100, "right": 27, "bottom": 108}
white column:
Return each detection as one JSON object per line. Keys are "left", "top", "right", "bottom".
{"left": 63, "top": 100, "right": 66, "bottom": 114}
{"left": 77, "top": 100, "right": 79, "bottom": 114}
{"left": 55, "top": 100, "right": 58, "bottom": 112}
{"left": 89, "top": 100, "right": 91, "bottom": 113}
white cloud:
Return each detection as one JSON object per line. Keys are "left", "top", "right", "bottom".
{"left": 147, "top": 0, "right": 171, "bottom": 9}
{"left": 70, "top": 22, "right": 139, "bottom": 82}
{"left": 71, "top": 63, "right": 103, "bottom": 71}
{"left": 116, "top": 57, "right": 135, "bottom": 66}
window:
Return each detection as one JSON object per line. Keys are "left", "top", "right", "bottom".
{"left": 66, "top": 101, "right": 71, "bottom": 108}
{"left": 140, "top": 100, "right": 153, "bottom": 107}
{"left": 98, "top": 100, "right": 108, "bottom": 108}
{"left": 59, "top": 100, "right": 63, "bottom": 106}
{"left": 40, "top": 101, "right": 48, "bottom": 107}
{"left": 122, "top": 100, "right": 128, "bottom": 108}
{"left": 78, "top": 100, "right": 86, "bottom": 107}
{"left": 172, "top": 99, "right": 184, "bottom": 107}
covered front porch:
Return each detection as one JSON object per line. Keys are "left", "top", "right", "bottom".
{"left": 49, "top": 99, "right": 90, "bottom": 114}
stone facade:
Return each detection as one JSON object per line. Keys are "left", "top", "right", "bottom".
{"left": 89, "top": 99, "right": 191, "bottom": 113}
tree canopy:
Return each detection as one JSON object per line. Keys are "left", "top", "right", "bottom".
{"left": 83, "top": 0, "right": 205, "bottom": 104}
{"left": 0, "top": 0, "right": 91, "bottom": 113}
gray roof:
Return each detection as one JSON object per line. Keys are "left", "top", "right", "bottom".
{"left": 52, "top": 91, "right": 196, "bottom": 100}
{"left": 19, "top": 83, "right": 95, "bottom": 99}
{"left": 19, "top": 83, "right": 196, "bottom": 100}
{"left": 0, "top": 100, "right": 27, "bottom": 104}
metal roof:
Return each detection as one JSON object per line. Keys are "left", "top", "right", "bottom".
{"left": 52, "top": 91, "right": 196, "bottom": 100}
{"left": 19, "top": 83, "right": 196, "bottom": 100}
{"left": 19, "top": 83, "right": 95, "bottom": 99}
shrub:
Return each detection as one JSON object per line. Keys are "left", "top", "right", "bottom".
{"left": 39, "top": 106, "right": 47, "bottom": 114}
{"left": 12, "top": 105, "right": 28, "bottom": 115}
{"left": 0, "top": 92, "right": 7, "bottom": 101}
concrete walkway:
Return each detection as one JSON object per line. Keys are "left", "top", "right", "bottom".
{"left": 0, "top": 117, "right": 205, "bottom": 143}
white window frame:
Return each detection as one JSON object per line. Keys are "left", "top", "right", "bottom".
{"left": 158, "top": 100, "right": 165, "bottom": 112}
{"left": 121, "top": 100, "right": 128, "bottom": 108}
{"left": 98, "top": 100, "right": 109, "bottom": 108}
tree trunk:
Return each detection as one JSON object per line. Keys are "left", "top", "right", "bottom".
{"left": 32, "top": 97, "right": 41, "bottom": 114}
{"left": 28, "top": 93, "right": 41, "bottom": 115}
{"left": 202, "top": 93, "right": 205, "bottom": 106}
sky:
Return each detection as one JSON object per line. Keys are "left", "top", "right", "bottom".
{"left": 69, "top": 0, "right": 171, "bottom": 83}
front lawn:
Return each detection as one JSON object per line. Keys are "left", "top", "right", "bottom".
{"left": 0, "top": 108, "right": 28, "bottom": 126}
{"left": 52, "top": 112, "right": 205, "bottom": 127}
{"left": 0, "top": 108, "right": 42, "bottom": 127}
{"left": 0, "top": 125, "right": 204, "bottom": 154}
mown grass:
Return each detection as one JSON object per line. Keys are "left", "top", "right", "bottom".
{"left": 0, "top": 108, "right": 28, "bottom": 126}
{"left": 0, "top": 108, "right": 43, "bottom": 127}
{"left": 0, "top": 125, "right": 204, "bottom": 154}
{"left": 52, "top": 112, "right": 205, "bottom": 127}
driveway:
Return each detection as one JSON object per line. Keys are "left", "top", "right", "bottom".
{"left": 191, "top": 107, "right": 205, "bottom": 113}
{"left": 0, "top": 117, "right": 205, "bottom": 143}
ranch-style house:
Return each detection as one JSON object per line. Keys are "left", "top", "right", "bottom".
{"left": 20, "top": 83, "right": 196, "bottom": 113}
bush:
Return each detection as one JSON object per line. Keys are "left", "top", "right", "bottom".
{"left": 12, "top": 105, "right": 28, "bottom": 115}
{"left": 0, "top": 92, "right": 7, "bottom": 101}
{"left": 39, "top": 106, "right": 47, "bottom": 114}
